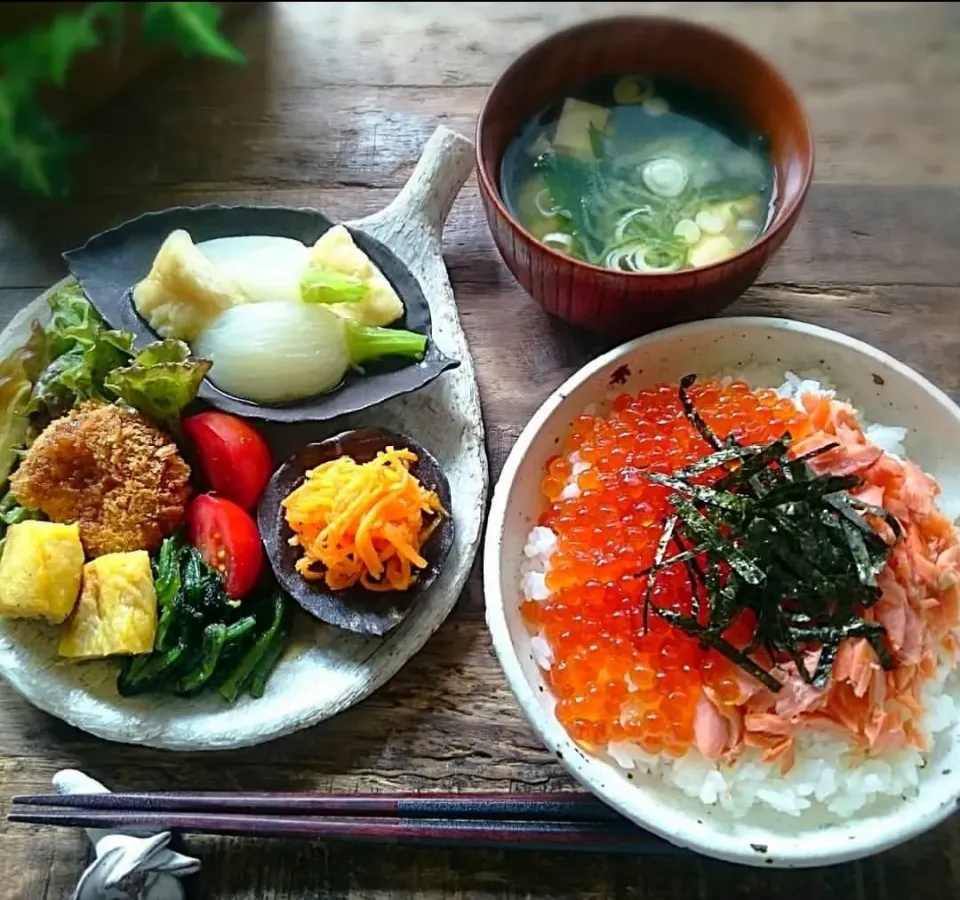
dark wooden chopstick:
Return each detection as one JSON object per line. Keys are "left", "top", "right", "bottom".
{"left": 8, "top": 791, "right": 678, "bottom": 854}
{"left": 11, "top": 790, "right": 624, "bottom": 823}
{"left": 7, "top": 808, "right": 672, "bottom": 854}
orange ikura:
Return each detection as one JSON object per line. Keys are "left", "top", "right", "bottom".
{"left": 523, "top": 380, "right": 810, "bottom": 756}
{"left": 523, "top": 376, "right": 960, "bottom": 771}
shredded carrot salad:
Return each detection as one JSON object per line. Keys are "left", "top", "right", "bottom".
{"left": 282, "top": 447, "right": 444, "bottom": 592}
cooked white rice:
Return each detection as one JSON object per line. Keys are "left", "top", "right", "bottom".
{"left": 521, "top": 371, "right": 960, "bottom": 819}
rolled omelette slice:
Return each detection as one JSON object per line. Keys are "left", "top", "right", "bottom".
{"left": 59, "top": 550, "right": 158, "bottom": 659}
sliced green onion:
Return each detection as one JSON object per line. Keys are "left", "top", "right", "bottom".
{"left": 541, "top": 232, "right": 576, "bottom": 254}
{"left": 641, "top": 157, "right": 688, "bottom": 197}
{"left": 673, "top": 219, "right": 702, "bottom": 245}
{"left": 695, "top": 209, "right": 727, "bottom": 235}
{"left": 604, "top": 241, "right": 686, "bottom": 274}
{"left": 534, "top": 189, "right": 560, "bottom": 218}
{"left": 604, "top": 243, "right": 642, "bottom": 271}
{"left": 630, "top": 244, "right": 685, "bottom": 274}
{"left": 613, "top": 206, "right": 654, "bottom": 243}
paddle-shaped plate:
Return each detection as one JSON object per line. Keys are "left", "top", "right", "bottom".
{"left": 0, "top": 127, "right": 490, "bottom": 750}
{"left": 63, "top": 205, "right": 459, "bottom": 423}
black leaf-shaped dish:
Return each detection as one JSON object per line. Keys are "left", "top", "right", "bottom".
{"left": 258, "top": 427, "right": 454, "bottom": 636}
{"left": 62, "top": 205, "right": 459, "bottom": 423}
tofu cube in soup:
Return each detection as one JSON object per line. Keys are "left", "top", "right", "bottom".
{"left": 59, "top": 551, "right": 158, "bottom": 659}
{"left": 0, "top": 521, "right": 84, "bottom": 623}
{"left": 552, "top": 98, "right": 610, "bottom": 159}
{"left": 688, "top": 234, "right": 738, "bottom": 269}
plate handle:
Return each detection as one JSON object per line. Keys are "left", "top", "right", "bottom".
{"left": 351, "top": 126, "right": 475, "bottom": 265}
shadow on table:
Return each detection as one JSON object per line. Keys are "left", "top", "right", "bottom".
{"left": 179, "top": 818, "right": 953, "bottom": 900}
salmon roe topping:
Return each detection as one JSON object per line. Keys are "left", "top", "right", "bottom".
{"left": 523, "top": 379, "right": 813, "bottom": 755}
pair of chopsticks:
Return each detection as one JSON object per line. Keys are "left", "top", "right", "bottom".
{"left": 9, "top": 791, "right": 675, "bottom": 854}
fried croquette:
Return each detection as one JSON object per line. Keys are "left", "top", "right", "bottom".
{"left": 10, "top": 402, "right": 191, "bottom": 557}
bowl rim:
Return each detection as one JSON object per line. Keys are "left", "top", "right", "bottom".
{"left": 475, "top": 15, "right": 816, "bottom": 281}
{"left": 483, "top": 315, "right": 960, "bottom": 867}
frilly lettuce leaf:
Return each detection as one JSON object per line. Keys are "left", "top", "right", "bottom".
{"left": 4, "top": 284, "right": 210, "bottom": 479}
{"left": 30, "top": 283, "right": 134, "bottom": 416}
{"left": 0, "top": 490, "right": 43, "bottom": 552}
{"left": 104, "top": 339, "right": 211, "bottom": 432}
{"left": 0, "top": 321, "right": 48, "bottom": 488}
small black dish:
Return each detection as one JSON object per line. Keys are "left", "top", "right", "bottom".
{"left": 63, "top": 205, "right": 459, "bottom": 423}
{"left": 258, "top": 427, "right": 454, "bottom": 636}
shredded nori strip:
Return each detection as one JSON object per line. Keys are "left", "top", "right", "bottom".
{"left": 679, "top": 373, "right": 723, "bottom": 450}
{"left": 632, "top": 374, "right": 902, "bottom": 693}
{"left": 653, "top": 605, "right": 782, "bottom": 691}
{"left": 673, "top": 443, "right": 767, "bottom": 479}
{"left": 642, "top": 515, "right": 677, "bottom": 634}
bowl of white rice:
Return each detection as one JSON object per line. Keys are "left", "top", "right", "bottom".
{"left": 484, "top": 316, "right": 960, "bottom": 867}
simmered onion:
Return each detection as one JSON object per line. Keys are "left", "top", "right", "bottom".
{"left": 194, "top": 301, "right": 426, "bottom": 405}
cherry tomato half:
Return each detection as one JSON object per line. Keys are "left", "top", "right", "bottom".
{"left": 183, "top": 412, "right": 273, "bottom": 512}
{"left": 187, "top": 494, "right": 264, "bottom": 599}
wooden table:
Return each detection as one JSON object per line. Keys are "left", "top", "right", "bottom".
{"left": 1, "top": 2, "right": 958, "bottom": 897}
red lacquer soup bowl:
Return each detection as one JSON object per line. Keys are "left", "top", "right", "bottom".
{"left": 476, "top": 16, "right": 814, "bottom": 336}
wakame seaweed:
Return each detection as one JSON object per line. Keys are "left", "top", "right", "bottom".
{"left": 638, "top": 375, "right": 902, "bottom": 692}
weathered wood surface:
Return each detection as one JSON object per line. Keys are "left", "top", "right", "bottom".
{"left": 0, "top": 2, "right": 958, "bottom": 897}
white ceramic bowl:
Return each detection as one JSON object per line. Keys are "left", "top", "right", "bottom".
{"left": 484, "top": 316, "right": 960, "bottom": 868}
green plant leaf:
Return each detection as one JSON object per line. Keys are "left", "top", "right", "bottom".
{"left": 140, "top": 2, "right": 246, "bottom": 64}
{"left": 0, "top": 1, "right": 243, "bottom": 198}
{"left": 44, "top": 11, "right": 103, "bottom": 85}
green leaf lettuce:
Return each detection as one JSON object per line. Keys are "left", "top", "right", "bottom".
{"left": 29, "top": 283, "right": 134, "bottom": 416}
{"left": 0, "top": 322, "right": 48, "bottom": 488}
{"left": 104, "top": 339, "right": 212, "bottom": 431}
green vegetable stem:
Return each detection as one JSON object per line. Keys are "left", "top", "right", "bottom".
{"left": 118, "top": 536, "right": 293, "bottom": 702}
{"left": 219, "top": 592, "right": 291, "bottom": 703}
{"left": 300, "top": 267, "right": 369, "bottom": 305}
{"left": 344, "top": 321, "right": 427, "bottom": 368}
{"left": 0, "top": 2, "right": 246, "bottom": 199}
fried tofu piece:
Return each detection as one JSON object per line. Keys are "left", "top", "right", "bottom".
{"left": 133, "top": 229, "right": 248, "bottom": 342}
{"left": 0, "top": 521, "right": 84, "bottom": 623}
{"left": 688, "top": 234, "right": 738, "bottom": 269}
{"left": 307, "top": 225, "right": 404, "bottom": 327}
{"left": 59, "top": 550, "right": 158, "bottom": 660}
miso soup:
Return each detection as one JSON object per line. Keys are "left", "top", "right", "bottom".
{"left": 500, "top": 75, "right": 775, "bottom": 273}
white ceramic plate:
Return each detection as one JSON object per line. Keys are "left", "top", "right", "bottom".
{"left": 484, "top": 316, "right": 960, "bottom": 868}
{"left": 0, "top": 269, "right": 486, "bottom": 750}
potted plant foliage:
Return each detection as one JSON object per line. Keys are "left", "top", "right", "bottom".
{"left": 0, "top": 1, "right": 252, "bottom": 198}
